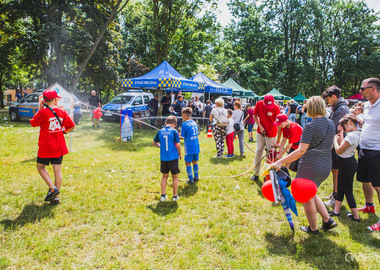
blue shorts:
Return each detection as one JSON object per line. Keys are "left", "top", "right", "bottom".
{"left": 247, "top": 124, "right": 254, "bottom": 132}
{"left": 185, "top": 153, "right": 199, "bottom": 163}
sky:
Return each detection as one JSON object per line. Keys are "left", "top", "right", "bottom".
{"left": 216, "top": 0, "right": 380, "bottom": 26}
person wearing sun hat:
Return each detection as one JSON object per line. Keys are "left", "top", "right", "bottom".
{"left": 250, "top": 94, "right": 280, "bottom": 181}
{"left": 30, "top": 89, "right": 75, "bottom": 205}
{"left": 274, "top": 113, "right": 303, "bottom": 165}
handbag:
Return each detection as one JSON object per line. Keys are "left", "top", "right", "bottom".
{"left": 234, "top": 113, "right": 243, "bottom": 131}
{"left": 289, "top": 122, "right": 331, "bottom": 172}
{"left": 215, "top": 109, "right": 229, "bottom": 127}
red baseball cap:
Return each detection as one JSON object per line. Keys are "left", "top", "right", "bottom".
{"left": 43, "top": 89, "right": 61, "bottom": 101}
{"left": 264, "top": 94, "right": 275, "bottom": 109}
{"left": 274, "top": 114, "right": 288, "bottom": 126}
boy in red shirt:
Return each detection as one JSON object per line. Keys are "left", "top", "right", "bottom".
{"left": 30, "top": 89, "right": 75, "bottom": 205}
{"left": 251, "top": 94, "right": 280, "bottom": 181}
{"left": 244, "top": 104, "right": 255, "bottom": 141}
{"left": 274, "top": 114, "right": 303, "bottom": 161}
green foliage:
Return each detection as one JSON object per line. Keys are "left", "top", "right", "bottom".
{"left": 217, "top": 0, "right": 380, "bottom": 96}
{"left": 1, "top": 0, "right": 379, "bottom": 102}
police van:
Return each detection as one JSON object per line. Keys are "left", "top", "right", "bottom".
{"left": 101, "top": 90, "right": 154, "bottom": 122}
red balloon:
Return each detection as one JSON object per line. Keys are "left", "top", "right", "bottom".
{"left": 291, "top": 178, "right": 318, "bottom": 203}
{"left": 261, "top": 180, "right": 275, "bottom": 202}
{"left": 93, "top": 109, "right": 100, "bottom": 119}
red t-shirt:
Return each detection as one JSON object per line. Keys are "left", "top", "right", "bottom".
{"left": 282, "top": 122, "right": 303, "bottom": 149}
{"left": 253, "top": 101, "right": 280, "bottom": 137}
{"left": 246, "top": 108, "right": 255, "bottom": 125}
{"left": 30, "top": 107, "right": 75, "bottom": 158}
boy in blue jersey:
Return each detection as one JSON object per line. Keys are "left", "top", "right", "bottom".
{"left": 181, "top": 107, "right": 200, "bottom": 184}
{"left": 153, "top": 116, "right": 182, "bottom": 202}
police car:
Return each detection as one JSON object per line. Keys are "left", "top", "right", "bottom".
{"left": 9, "top": 92, "right": 41, "bottom": 121}
{"left": 9, "top": 91, "right": 82, "bottom": 122}
{"left": 102, "top": 90, "right": 154, "bottom": 122}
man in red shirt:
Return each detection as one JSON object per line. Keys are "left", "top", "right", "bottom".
{"left": 251, "top": 94, "right": 280, "bottom": 181}
{"left": 274, "top": 114, "right": 303, "bottom": 165}
{"left": 30, "top": 89, "right": 75, "bottom": 205}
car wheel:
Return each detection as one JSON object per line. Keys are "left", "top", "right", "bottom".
{"left": 9, "top": 109, "right": 20, "bottom": 122}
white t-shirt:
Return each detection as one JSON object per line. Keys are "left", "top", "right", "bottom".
{"left": 338, "top": 130, "right": 360, "bottom": 158}
{"left": 211, "top": 107, "right": 228, "bottom": 126}
{"left": 360, "top": 99, "right": 380, "bottom": 150}
{"left": 232, "top": 110, "right": 245, "bottom": 131}
{"left": 227, "top": 118, "right": 234, "bottom": 135}
{"left": 194, "top": 100, "right": 204, "bottom": 113}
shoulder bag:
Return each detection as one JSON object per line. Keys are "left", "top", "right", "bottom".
{"left": 44, "top": 104, "right": 67, "bottom": 134}
{"left": 215, "top": 108, "right": 229, "bottom": 127}
{"left": 234, "top": 112, "right": 243, "bottom": 131}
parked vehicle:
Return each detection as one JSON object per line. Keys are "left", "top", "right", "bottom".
{"left": 101, "top": 90, "right": 154, "bottom": 122}
{"left": 9, "top": 92, "right": 82, "bottom": 123}
{"left": 9, "top": 93, "right": 40, "bottom": 122}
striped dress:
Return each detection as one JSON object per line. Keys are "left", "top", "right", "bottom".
{"left": 296, "top": 117, "right": 335, "bottom": 187}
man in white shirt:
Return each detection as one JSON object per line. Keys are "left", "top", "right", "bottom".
{"left": 356, "top": 78, "right": 380, "bottom": 231}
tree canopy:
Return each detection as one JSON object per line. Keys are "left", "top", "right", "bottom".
{"left": 0, "top": 0, "right": 379, "bottom": 107}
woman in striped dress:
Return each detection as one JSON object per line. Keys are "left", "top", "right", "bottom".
{"left": 271, "top": 96, "right": 337, "bottom": 235}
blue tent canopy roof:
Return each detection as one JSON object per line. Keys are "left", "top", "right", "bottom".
{"left": 189, "top": 72, "right": 232, "bottom": 95}
{"left": 121, "top": 61, "right": 202, "bottom": 92}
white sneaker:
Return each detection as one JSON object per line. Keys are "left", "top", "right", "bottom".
{"left": 324, "top": 197, "right": 336, "bottom": 207}
{"left": 322, "top": 193, "right": 333, "bottom": 200}
{"left": 172, "top": 195, "right": 180, "bottom": 201}
{"left": 160, "top": 194, "right": 167, "bottom": 202}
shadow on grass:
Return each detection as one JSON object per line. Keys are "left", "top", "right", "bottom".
{"left": 252, "top": 179, "right": 265, "bottom": 199}
{"left": 0, "top": 202, "right": 54, "bottom": 230}
{"left": 20, "top": 157, "right": 37, "bottom": 164}
{"left": 94, "top": 123, "right": 157, "bottom": 152}
{"left": 147, "top": 201, "right": 178, "bottom": 216}
{"left": 209, "top": 156, "right": 237, "bottom": 164}
{"left": 338, "top": 211, "right": 380, "bottom": 249}
{"left": 264, "top": 232, "right": 360, "bottom": 269}
{"left": 178, "top": 182, "right": 198, "bottom": 197}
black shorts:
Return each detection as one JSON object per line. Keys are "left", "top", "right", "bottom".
{"left": 37, "top": 156, "right": 63, "bottom": 166}
{"left": 160, "top": 159, "right": 180, "bottom": 175}
{"left": 331, "top": 148, "right": 339, "bottom": 170}
{"left": 357, "top": 149, "right": 380, "bottom": 187}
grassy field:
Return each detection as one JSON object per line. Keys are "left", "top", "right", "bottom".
{"left": 0, "top": 108, "right": 379, "bottom": 269}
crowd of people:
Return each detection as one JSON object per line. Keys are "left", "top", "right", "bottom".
{"left": 150, "top": 77, "right": 380, "bottom": 234}
{"left": 30, "top": 77, "right": 380, "bottom": 234}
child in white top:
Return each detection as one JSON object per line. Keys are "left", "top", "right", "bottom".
{"left": 332, "top": 114, "right": 361, "bottom": 221}
{"left": 225, "top": 109, "right": 235, "bottom": 158}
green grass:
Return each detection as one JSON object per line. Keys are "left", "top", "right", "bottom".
{"left": 0, "top": 108, "right": 379, "bottom": 269}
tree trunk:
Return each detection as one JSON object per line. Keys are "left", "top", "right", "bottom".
{"left": 0, "top": 72, "right": 4, "bottom": 109}
{"left": 70, "top": 0, "right": 128, "bottom": 92}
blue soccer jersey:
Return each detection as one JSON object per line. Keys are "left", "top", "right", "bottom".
{"left": 181, "top": 120, "right": 200, "bottom": 155}
{"left": 154, "top": 126, "right": 180, "bottom": 161}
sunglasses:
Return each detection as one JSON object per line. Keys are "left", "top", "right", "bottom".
{"left": 360, "top": 86, "right": 372, "bottom": 91}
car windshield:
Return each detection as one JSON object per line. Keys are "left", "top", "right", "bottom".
{"left": 109, "top": 95, "right": 133, "bottom": 105}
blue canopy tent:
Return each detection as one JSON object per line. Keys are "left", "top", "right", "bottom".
{"left": 121, "top": 61, "right": 203, "bottom": 93}
{"left": 189, "top": 72, "right": 232, "bottom": 95}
